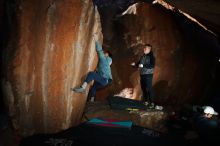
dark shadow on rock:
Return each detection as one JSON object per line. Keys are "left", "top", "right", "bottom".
{"left": 153, "top": 80, "right": 169, "bottom": 105}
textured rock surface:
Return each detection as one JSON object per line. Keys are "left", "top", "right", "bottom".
{"left": 84, "top": 101, "right": 168, "bottom": 132}
{"left": 163, "top": 0, "right": 220, "bottom": 36}
{"left": 99, "top": 3, "right": 219, "bottom": 105}
{"left": 1, "top": 0, "right": 102, "bottom": 136}
{"left": 1, "top": 0, "right": 219, "bottom": 137}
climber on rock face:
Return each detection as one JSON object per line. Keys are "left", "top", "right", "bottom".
{"left": 71, "top": 34, "right": 113, "bottom": 102}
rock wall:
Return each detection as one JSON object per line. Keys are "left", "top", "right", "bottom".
{"left": 163, "top": 0, "right": 220, "bottom": 36}
{"left": 99, "top": 3, "right": 218, "bottom": 106}
{"left": 1, "top": 0, "right": 102, "bottom": 136}
{"left": 1, "top": 0, "right": 219, "bottom": 136}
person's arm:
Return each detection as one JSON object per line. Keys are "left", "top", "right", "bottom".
{"left": 149, "top": 55, "right": 155, "bottom": 68}
{"left": 95, "top": 41, "right": 105, "bottom": 59}
{"left": 131, "top": 57, "right": 142, "bottom": 68}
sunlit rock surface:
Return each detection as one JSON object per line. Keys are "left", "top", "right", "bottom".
{"left": 1, "top": 0, "right": 102, "bottom": 136}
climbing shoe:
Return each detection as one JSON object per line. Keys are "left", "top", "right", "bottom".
{"left": 148, "top": 103, "right": 155, "bottom": 109}
{"left": 71, "top": 86, "right": 85, "bottom": 93}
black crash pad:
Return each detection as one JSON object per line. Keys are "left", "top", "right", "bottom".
{"left": 108, "top": 96, "right": 148, "bottom": 110}
{"left": 20, "top": 121, "right": 187, "bottom": 146}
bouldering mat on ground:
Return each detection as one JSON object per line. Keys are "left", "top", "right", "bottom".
{"left": 108, "top": 96, "right": 148, "bottom": 110}
{"left": 20, "top": 121, "right": 188, "bottom": 146}
{"left": 87, "top": 118, "right": 133, "bottom": 128}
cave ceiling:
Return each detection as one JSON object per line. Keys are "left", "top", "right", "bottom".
{"left": 93, "top": 0, "right": 220, "bottom": 37}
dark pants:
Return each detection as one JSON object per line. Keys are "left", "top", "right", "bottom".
{"left": 140, "top": 74, "right": 154, "bottom": 103}
{"left": 196, "top": 116, "right": 219, "bottom": 143}
{"left": 84, "top": 72, "right": 111, "bottom": 99}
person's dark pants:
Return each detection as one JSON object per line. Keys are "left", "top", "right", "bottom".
{"left": 196, "top": 116, "right": 219, "bottom": 143}
{"left": 84, "top": 72, "right": 110, "bottom": 99}
{"left": 140, "top": 74, "right": 154, "bottom": 103}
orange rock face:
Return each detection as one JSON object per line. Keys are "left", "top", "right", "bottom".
{"left": 98, "top": 3, "right": 218, "bottom": 106}
{"left": 2, "top": 0, "right": 103, "bottom": 136}
{"left": 1, "top": 1, "right": 218, "bottom": 136}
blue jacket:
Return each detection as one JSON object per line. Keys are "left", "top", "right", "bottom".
{"left": 95, "top": 41, "right": 113, "bottom": 80}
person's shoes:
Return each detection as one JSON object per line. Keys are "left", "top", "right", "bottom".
{"left": 90, "top": 97, "right": 95, "bottom": 102}
{"left": 148, "top": 103, "right": 155, "bottom": 109}
{"left": 71, "top": 86, "right": 85, "bottom": 93}
{"left": 155, "top": 105, "right": 163, "bottom": 110}
{"left": 144, "top": 101, "right": 149, "bottom": 106}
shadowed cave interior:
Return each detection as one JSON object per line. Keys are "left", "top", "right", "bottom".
{"left": 0, "top": 0, "right": 220, "bottom": 146}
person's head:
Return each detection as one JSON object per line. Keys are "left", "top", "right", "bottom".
{"left": 104, "top": 50, "right": 112, "bottom": 58}
{"left": 104, "top": 50, "right": 113, "bottom": 65}
{"left": 143, "top": 44, "right": 152, "bottom": 54}
{"left": 203, "top": 106, "right": 218, "bottom": 118}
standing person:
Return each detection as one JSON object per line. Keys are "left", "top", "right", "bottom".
{"left": 131, "top": 44, "right": 155, "bottom": 108}
{"left": 71, "top": 36, "right": 113, "bottom": 102}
